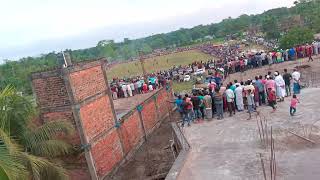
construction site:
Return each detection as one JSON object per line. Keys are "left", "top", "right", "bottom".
{"left": 31, "top": 55, "right": 320, "bottom": 180}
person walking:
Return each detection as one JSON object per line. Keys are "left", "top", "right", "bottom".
{"left": 267, "top": 88, "right": 277, "bottom": 113}
{"left": 290, "top": 95, "right": 300, "bottom": 116}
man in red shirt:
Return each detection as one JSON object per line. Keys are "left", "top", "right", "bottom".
{"left": 307, "top": 44, "right": 314, "bottom": 62}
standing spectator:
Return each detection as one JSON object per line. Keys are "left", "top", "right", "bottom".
{"left": 214, "top": 88, "right": 224, "bottom": 120}
{"left": 292, "top": 69, "right": 301, "bottom": 94}
{"left": 283, "top": 69, "right": 292, "bottom": 97}
{"left": 225, "top": 85, "right": 236, "bottom": 117}
{"left": 127, "top": 84, "right": 133, "bottom": 97}
{"left": 247, "top": 89, "right": 255, "bottom": 120}
{"left": 122, "top": 84, "right": 128, "bottom": 98}
{"left": 203, "top": 92, "right": 212, "bottom": 119}
{"left": 130, "top": 82, "right": 135, "bottom": 96}
{"left": 256, "top": 76, "right": 265, "bottom": 105}
{"left": 274, "top": 72, "right": 286, "bottom": 102}
{"left": 182, "top": 97, "right": 193, "bottom": 127}
{"left": 234, "top": 84, "right": 244, "bottom": 111}
{"left": 191, "top": 93, "right": 202, "bottom": 122}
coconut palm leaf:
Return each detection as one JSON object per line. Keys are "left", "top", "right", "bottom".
{"left": 23, "top": 121, "right": 74, "bottom": 157}
{"left": 0, "top": 129, "right": 28, "bottom": 180}
{"left": 21, "top": 153, "right": 68, "bottom": 180}
{"left": 0, "top": 144, "right": 28, "bottom": 180}
{"left": 30, "top": 140, "right": 73, "bottom": 158}
{"left": 0, "top": 85, "right": 33, "bottom": 138}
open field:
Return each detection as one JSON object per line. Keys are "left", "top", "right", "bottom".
{"left": 172, "top": 81, "right": 194, "bottom": 93}
{"left": 106, "top": 50, "right": 212, "bottom": 78}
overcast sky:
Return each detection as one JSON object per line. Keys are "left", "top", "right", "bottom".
{"left": 0, "top": 0, "right": 294, "bottom": 61}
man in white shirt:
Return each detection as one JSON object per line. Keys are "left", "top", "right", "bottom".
{"left": 274, "top": 71, "right": 286, "bottom": 101}
{"left": 292, "top": 69, "right": 301, "bottom": 94}
{"left": 234, "top": 84, "right": 244, "bottom": 111}
{"left": 121, "top": 84, "right": 128, "bottom": 98}
{"left": 225, "top": 85, "right": 236, "bottom": 116}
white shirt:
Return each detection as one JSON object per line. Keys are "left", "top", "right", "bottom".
{"left": 148, "top": 85, "right": 153, "bottom": 91}
{"left": 292, "top": 71, "right": 301, "bottom": 82}
{"left": 225, "top": 89, "right": 235, "bottom": 102}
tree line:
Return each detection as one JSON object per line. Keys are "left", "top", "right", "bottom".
{"left": 0, "top": 0, "right": 319, "bottom": 95}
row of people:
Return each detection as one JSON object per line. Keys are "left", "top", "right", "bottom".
{"left": 172, "top": 69, "right": 301, "bottom": 126}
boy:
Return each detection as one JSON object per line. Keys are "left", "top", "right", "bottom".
{"left": 267, "top": 88, "right": 277, "bottom": 112}
{"left": 290, "top": 95, "right": 300, "bottom": 116}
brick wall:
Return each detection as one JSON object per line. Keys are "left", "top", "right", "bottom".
{"left": 32, "top": 70, "right": 70, "bottom": 109}
{"left": 91, "top": 129, "right": 123, "bottom": 177}
{"left": 141, "top": 99, "right": 158, "bottom": 134}
{"left": 119, "top": 110, "right": 144, "bottom": 154}
{"left": 69, "top": 65, "right": 107, "bottom": 102}
{"left": 32, "top": 59, "right": 174, "bottom": 180}
{"left": 79, "top": 95, "right": 114, "bottom": 141}
{"left": 157, "top": 89, "right": 170, "bottom": 118}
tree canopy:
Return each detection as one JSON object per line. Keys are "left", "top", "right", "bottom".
{"left": 279, "top": 27, "right": 314, "bottom": 49}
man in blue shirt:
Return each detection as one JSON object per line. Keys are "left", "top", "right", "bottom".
{"left": 255, "top": 76, "right": 265, "bottom": 105}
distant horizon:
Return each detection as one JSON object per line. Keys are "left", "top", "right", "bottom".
{"left": 0, "top": 0, "right": 294, "bottom": 62}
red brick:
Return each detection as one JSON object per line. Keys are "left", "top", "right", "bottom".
{"left": 141, "top": 100, "right": 157, "bottom": 134}
{"left": 69, "top": 66, "right": 107, "bottom": 102}
{"left": 91, "top": 129, "right": 123, "bottom": 177}
{"left": 80, "top": 95, "right": 115, "bottom": 141}
{"left": 119, "top": 110, "right": 144, "bottom": 154}
{"left": 32, "top": 76, "right": 70, "bottom": 108}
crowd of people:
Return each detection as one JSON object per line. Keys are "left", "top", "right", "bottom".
{"left": 110, "top": 40, "right": 320, "bottom": 100}
{"left": 199, "top": 41, "right": 320, "bottom": 78}
{"left": 172, "top": 68, "right": 303, "bottom": 127}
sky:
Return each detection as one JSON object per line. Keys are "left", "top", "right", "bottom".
{"left": 0, "top": 0, "right": 294, "bottom": 61}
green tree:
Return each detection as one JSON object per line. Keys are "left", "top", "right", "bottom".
{"left": 0, "top": 85, "right": 74, "bottom": 180}
{"left": 279, "top": 27, "right": 314, "bottom": 49}
{"left": 261, "top": 16, "right": 281, "bottom": 39}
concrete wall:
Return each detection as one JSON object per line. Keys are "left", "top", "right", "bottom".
{"left": 32, "top": 59, "right": 173, "bottom": 179}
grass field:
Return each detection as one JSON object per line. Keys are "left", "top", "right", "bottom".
{"left": 106, "top": 50, "right": 212, "bottom": 78}
{"left": 172, "top": 81, "right": 194, "bottom": 93}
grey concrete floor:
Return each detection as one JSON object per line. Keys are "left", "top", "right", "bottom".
{"left": 178, "top": 88, "right": 320, "bottom": 180}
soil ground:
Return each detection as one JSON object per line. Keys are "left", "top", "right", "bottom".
{"left": 178, "top": 86, "right": 320, "bottom": 179}
{"left": 113, "top": 89, "right": 159, "bottom": 119}
{"left": 110, "top": 112, "right": 181, "bottom": 180}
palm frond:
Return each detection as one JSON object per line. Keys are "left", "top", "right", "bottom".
{"left": 0, "top": 85, "right": 34, "bottom": 138}
{"left": 0, "top": 144, "right": 28, "bottom": 180}
{"left": 30, "top": 140, "right": 73, "bottom": 158}
{"left": 0, "top": 128, "right": 28, "bottom": 180}
{"left": 29, "top": 121, "right": 74, "bottom": 142}
{"left": 21, "top": 153, "right": 69, "bottom": 180}
{"left": 24, "top": 121, "right": 74, "bottom": 158}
